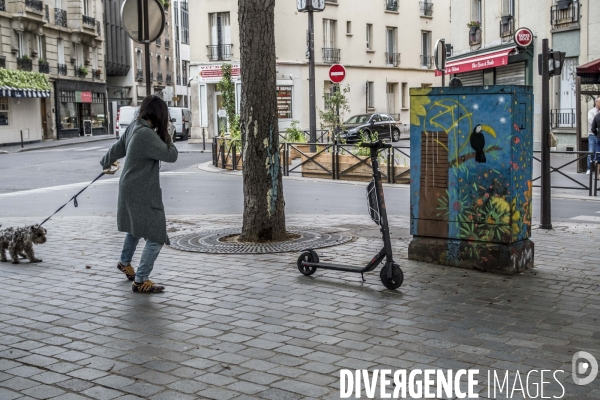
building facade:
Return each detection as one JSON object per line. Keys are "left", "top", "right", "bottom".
{"left": 171, "top": 0, "right": 189, "bottom": 108}
{"left": 0, "top": 0, "right": 106, "bottom": 145}
{"left": 448, "top": 0, "right": 600, "bottom": 150}
{"left": 189, "top": 0, "right": 450, "bottom": 142}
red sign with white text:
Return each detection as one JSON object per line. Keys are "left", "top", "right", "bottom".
{"left": 329, "top": 64, "right": 346, "bottom": 83}
{"left": 435, "top": 48, "right": 514, "bottom": 76}
{"left": 514, "top": 28, "right": 533, "bottom": 48}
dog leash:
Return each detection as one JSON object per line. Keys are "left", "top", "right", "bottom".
{"left": 39, "top": 162, "right": 119, "bottom": 227}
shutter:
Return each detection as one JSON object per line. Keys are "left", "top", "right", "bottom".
{"left": 210, "top": 14, "right": 217, "bottom": 46}
{"left": 455, "top": 70, "right": 484, "bottom": 86}
{"left": 57, "top": 39, "right": 64, "bottom": 64}
{"left": 495, "top": 62, "right": 526, "bottom": 85}
{"left": 222, "top": 13, "right": 231, "bottom": 45}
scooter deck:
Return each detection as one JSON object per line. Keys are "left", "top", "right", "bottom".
{"left": 302, "top": 261, "right": 376, "bottom": 274}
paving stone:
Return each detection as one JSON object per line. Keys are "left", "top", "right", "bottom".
{"left": 0, "top": 376, "right": 40, "bottom": 391}
{"left": 0, "top": 387, "right": 21, "bottom": 400}
{"left": 21, "top": 384, "right": 66, "bottom": 399}
{"left": 148, "top": 390, "right": 197, "bottom": 400}
{"left": 166, "top": 379, "right": 207, "bottom": 394}
{"left": 30, "top": 371, "right": 70, "bottom": 385}
{"left": 57, "top": 377, "right": 95, "bottom": 391}
{"left": 196, "top": 387, "right": 239, "bottom": 399}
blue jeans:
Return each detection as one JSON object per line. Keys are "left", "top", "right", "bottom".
{"left": 588, "top": 134, "right": 598, "bottom": 170}
{"left": 120, "top": 233, "right": 163, "bottom": 283}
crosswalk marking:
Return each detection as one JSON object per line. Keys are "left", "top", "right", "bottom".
{"left": 570, "top": 215, "right": 600, "bottom": 223}
{"left": 74, "top": 146, "right": 103, "bottom": 152}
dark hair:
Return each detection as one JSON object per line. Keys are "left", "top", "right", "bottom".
{"left": 137, "top": 96, "right": 170, "bottom": 143}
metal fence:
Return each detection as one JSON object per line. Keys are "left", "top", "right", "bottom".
{"left": 532, "top": 150, "right": 597, "bottom": 196}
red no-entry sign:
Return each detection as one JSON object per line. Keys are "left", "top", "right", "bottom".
{"left": 329, "top": 64, "right": 346, "bottom": 83}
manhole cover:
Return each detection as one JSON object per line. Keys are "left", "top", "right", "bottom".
{"left": 168, "top": 227, "right": 353, "bottom": 254}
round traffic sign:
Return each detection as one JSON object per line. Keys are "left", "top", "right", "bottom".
{"left": 514, "top": 27, "right": 533, "bottom": 48}
{"left": 121, "top": 0, "right": 165, "bottom": 44}
{"left": 329, "top": 64, "right": 346, "bottom": 84}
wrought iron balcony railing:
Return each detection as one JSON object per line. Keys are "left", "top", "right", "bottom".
{"left": 322, "top": 47, "right": 341, "bottom": 64}
{"left": 500, "top": 16, "right": 515, "bottom": 41}
{"left": 44, "top": 4, "right": 49, "bottom": 21}
{"left": 206, "top": 44, "right": 233, "bottom": 61}
{"left": 55, "top": 8, "right": 67, "bottom": 27}
{"left": 176, "top": 76, "right": 181, "bottom": 85}
{"left": 135, "top": 69, "right": 143, "bottom": 81}
{"left": 17, "top": 58, "right": 33, "bottom": 71}
{"left": 39, "top": 61, "right": 50, "bottom": 74}
{"left": 166, "top": 74, "right": 172, "bottom": 84}
{"left": 182, "top": 75, "right": 188, "bottom": 85}
{"left": 420, "top": 1, "right": 433, "bottom": 16}
{"left": 0, "top": 0, "right": 5, "bottom": 12}
{"left": 92, "top": 69, "right": 101, "bottom": 79}
{"left": 385, "top": 0, "right": 398, "bottom": 11}
{"left": 82, "top": 15, "right": 95, "bottom": 27}
{"left": 385, "top": 52, "right": 401, "bottom": 67}
{"left": 157, "top": 72, "right": 163, "bottom": 82}
{"left": 420, "top": 54, "right": 433, "bottom": 68}
{"left": 57, "top": 63, "right": 67, "bottom": 76}
{"left": 469, "top": 27, "right": 482, "bottom": 46}
{"left": 551, "top": 0, "right": 580, "bottom": 30}
{"left": 25, "top": 0, "right": 43, "bottom": 12}
{"left": 551, "top": 109, "right": 576, "bottom": 129}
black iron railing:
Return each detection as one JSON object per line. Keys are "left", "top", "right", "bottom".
{"left": 44, "top": 4, "right": 49, "bottom": 21}
{"left": 176, "top": 75, "right": 181, "bottom": 85}
{"left": 165, "top": 38, "right": 170, "bottom": 48}
{"left": 166, "top": 74, "right": 172, "bottom": 84}
{"left": 0, "top": 0, "right": 5, "bottom": 12}
{"left": 533, "top": 150, "right": 595, "bottom": 196}
{"left": 385, "top": 0, "right": 398, "bottom": 11}
{"left": 57, "top": 63, "right": 67, "bottom": 76}
{"left": 420, "top": 55, "right": 433, "bottom": 68}
{"left": 551, "top": 109, "right": 576, "bottom": 128}
{"left": 92, "top": 69, "right": 101, "bottom": 79}
{"left": 39, "top": 61, "right": 50, "bottom": 74}
{"left": 322, "top": 48, "right": 341, "bottom": 63}
{"left": 182, "top": 75, "right": 188, "bottom": 85}
{"left": 500, "top": 15, "right": 515, "bottom": 41}
{"left": 55, "top": 8, "right": 67, "bottom": 27}
{"left": 385, "top": 52, "right": 401, "bottom": 67}
{"left": 206, "top": 44, "right": 233, "bottom": 61}
{"left": 551, "top": 0, "right": 580, "bottom": 29}
{"left": 135, "top": 69, "right": 143, "bottom": 81}
{"left": 420, "top": 1, "right": 433, "bottom": 16}
{"left": 82, "top": 15, "right": 95, "bottom": 27}
{"left": 17, "top": 58, "right": 33, "bottom": 71}
{"left": 157, "top": 72, "right": 163, "bottom": 82}
{"left": 469, "top": 27, "right": 482, "bottom": 46}
{"left": 25, "top": 0, "right": 43, "bottom": 12}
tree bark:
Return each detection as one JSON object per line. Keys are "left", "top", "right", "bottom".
{"left": 238, "top": 0, "right": 286, "bottom": 242}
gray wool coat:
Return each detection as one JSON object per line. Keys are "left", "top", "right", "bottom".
{"left": 100, "top": 119, "right": 178, "bottom": 244}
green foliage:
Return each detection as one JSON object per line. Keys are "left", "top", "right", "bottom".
{"left": 79, "top": 66, "right": 88, "bottom": 76}
{"left": 353, "top": 130, "right": 378, "bottom": 156}
{"left": 0, "top": 68, "right": 51, "bottom": 90}
{"left": 216, "top": 63, "right": 240, "bottom": 138}
{"left": 284, "top": 120, "right": 306, "bottom": 143}
{"left": 19, "top": 55, "right": 30, "bottom": 61}
{"left": 318, "top": 84, "right": 351, "bottom": 136}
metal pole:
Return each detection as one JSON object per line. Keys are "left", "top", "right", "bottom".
{"left": 142, "top": 0, "right": 151, "bottom": 97}
{"left": 308, "top": 10, "right": 317, "bottom": 152}
{"left": 540, "top": 39, "right": 552, "bottom": 229}
{"left": 442, "top": 71, "right": 445, "bottom": 87}
{"left": 202, "top": 128, "right": 206, "bottom": 151}
{"left": 335, "top": 85, "right": 340, "bottom": 142}
{"left": 20, "top": 130, "right": 23, "bottom": 148}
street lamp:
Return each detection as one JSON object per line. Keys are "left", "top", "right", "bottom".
{"left": 297, "top": 0, "right": 325, "bottom": 150}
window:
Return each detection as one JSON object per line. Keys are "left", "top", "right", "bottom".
{"left": 157, "top": 55, "right": 162, "bottom": 73}
{"left": 346, "top": 21, "right": 351, "bottom": 35}
{"left": 136, "top": 49, "right": 142, "bottom": 70}
{"left": 37, "top": 35, "right": 45, "bottom": 60}
{"left": 502, "top": 0, "right": 514, "bottom": 16}
{"left": 367, "top": 81, "right": 374, "bottom": 109}
{"left": 57, "top": 38, "right": 64, "bottom": 64}
{"left": 386, "top": 27, "right": 398, "bottom": 65}
{"left": 82, "top": 0, "right": 90, "bottom": 16}
{"left": 208, "top": 13, "right": 231, "bottom": 60}
{"left": 323, "top": 19, "right": 337, "bottom": 49}
{"left": 366, "top": 24, "right": 373, "bottom": 50}
{"left": 92, "top": 47, "right": 98, "bottom": 69}
{"left": 401, "top": 82, "right": 408, "bottom": 109}
{"left": 16, "top": 31, "right": 26, "bottom": 58}
{"left": 471, "top": 0, "right": 482, "bottom": 22}
{"left": 421, "top": 31, "right": 432, "bottom": 67}
{"left": 276, "top": 86, "right": 293, "bottom": 119}
{"left": 0, "top": 98, "right": 9, "bottom": 126}
{"left": 386, "top": 83, "right": 397, "bottom": 114}
{"left": 166, "top": 57, "right": 170, "bottom": 75}
{"left": 181, "top": 0, "right": 189, "bottom": 44}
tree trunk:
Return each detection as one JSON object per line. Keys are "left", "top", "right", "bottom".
{"left": 238, "top": 0, "right": 286, "bottom": 242}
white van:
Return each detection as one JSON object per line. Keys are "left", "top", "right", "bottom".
{"left": 168, "top": 107, "right": 192, "bottom": 140}
{"left": 116, "top": 105, "right": 176, "bottom": 140}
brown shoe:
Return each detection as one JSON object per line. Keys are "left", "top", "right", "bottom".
{"left": 117, "top": 262, "right": 136, "bottom": 281}
{"left": 132, "top": 280, "right": 165, "bottom": 293}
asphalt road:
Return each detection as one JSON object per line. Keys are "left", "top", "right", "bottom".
{"left": 0, "top": 141, "right": 599, "bottom": 225}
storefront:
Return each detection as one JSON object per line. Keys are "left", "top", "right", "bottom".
{"left": 0, "top": 87, "right": 51, "bottom": 146}
{"left": 54, "top": 80, "right": 107, "bottom": 139}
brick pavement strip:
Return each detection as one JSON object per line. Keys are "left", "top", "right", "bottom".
{"left": 0, "top": 215, "right": 598, "bottom": 398}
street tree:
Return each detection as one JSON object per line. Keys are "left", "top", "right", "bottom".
{"left": 238, "top": 0, "right": 286, "bottom": 242}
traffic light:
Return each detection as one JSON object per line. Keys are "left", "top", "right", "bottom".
{"left": 538, "top": 50, "right": 566, "bottom": 77}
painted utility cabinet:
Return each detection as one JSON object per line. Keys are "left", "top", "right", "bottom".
{"left": 408, "top": 86, "right": 534, "bottom": 274}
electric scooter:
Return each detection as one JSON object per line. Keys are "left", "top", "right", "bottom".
{"left": 296, "top": 138, "right": 404, "bottom": 290}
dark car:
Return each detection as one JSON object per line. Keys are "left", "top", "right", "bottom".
{"left": 338, "top": 113, "right": 402, "bottom": 143}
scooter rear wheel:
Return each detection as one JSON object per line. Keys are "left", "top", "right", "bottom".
{"left": 297, "top": 251, "right": 319, "bottom": 276}
{"left": 380, "top": 263, "right": 403, "bottom": 290}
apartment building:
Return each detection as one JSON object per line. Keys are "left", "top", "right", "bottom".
{"left": 171, "top": 0, "right": 190, "bottom": 107}
{"left": 448, "top": 0, "right": 600, "bottom": 150}
{"left": 188, "top": 0, "right": 450, "bottom": 142}
{"left": 0, "top": 0, "right": 105, "bottom": 145}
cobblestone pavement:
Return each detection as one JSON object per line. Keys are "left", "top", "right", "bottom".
{"left": 0, "top": 214, "right": 598, "bottom": 399}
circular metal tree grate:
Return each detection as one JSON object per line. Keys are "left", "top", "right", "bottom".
{"left": 168, "top": 227, "right": 353, "bottom": 254}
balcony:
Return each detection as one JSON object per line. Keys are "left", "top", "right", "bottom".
{"left": 157, "top": 72, "right": 163, "bottom": 82}
{"left": 500, "top": 16, "right": 515, "bottom": 42}
{"left": 469, "top": 27, "right": 482, "bottom": 46}
{"left": 385, "top": 52, "right": 401, "bottom": 67}
{"left": 25, "top": 0, "right": 43, "bottom": 13}
{"left": 38, "top": 61, "right": 50, "bottom": 74}
{"left": 76, "top": 66, "right": 88, "bottom": 78}
{"left": 17, "top": 57, "right": 33, "bottom": 71}
{"left": 135, "top": 69, "right": 143, "bottom": 81}
{"left": 420, "top": 55, "right": 433, "bottom": 68}
{"left": 551, "top": 109, "right": 576, "bottom": 129}
{"left": 551, "top": 0, "right": 580, "bottom": 31}
{"left": 176, "top": 76, "right": 181, "bottom": 85}
{"left": 322, "top": 48, "right": 341, "bottom": 64}
{"left": 206, "top": 44, "right": 233, "bottom": 61}
{"left": 166, "top": 74, "right": 172, "bottom": 84}
{"left": 57, "top": 63, "right": 67, "bottom": 76}
{"left": 182, "top": 75, "right": 188, "bottom": 85}
{"left": 420, "top": 1, "right": 433, "bottom": 17}
{"left": 165, "top": 38, "right": 170, "bottom": 48}
{"left": 0, "top": 0, "right": 5, "bottom": 12}
{"left": 55, "top": 8, "right": 67, "bottom": 27}
{"left": 82, "top": 15, "right": 95, "bottom": 28}
{"left": 385, "top": 0, "right": 398, "bottom": 12}
{"left": 92, "top": 69, "right": 102, "bottom": 79}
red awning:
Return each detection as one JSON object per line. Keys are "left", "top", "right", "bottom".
{"left": 576, "top": 58, "right": 600, "bottom": 75}
{"left": 435, "top": 47, "right": 516, "bottom": 76}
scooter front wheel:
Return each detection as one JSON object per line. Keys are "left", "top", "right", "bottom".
{"left": 380, "top": 263, "right": 403, "bottom": 290}
{"left": 297, "top": 250, "right": 319, "bottom": 276}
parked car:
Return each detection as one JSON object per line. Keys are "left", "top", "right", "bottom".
{"left": 339, "top": 113, "right": 402, "bottom": 143}
{"left": 116, "top": 105, "right": 176, "bottom": 142}
{"left": 168, "top": 107, "right": 192, "bottom": 140}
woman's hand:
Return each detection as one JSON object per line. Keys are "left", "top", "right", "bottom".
{"left": 103, "top": 161, "right": 120, "bottom": 175}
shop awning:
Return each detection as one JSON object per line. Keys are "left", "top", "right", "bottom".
{"left": 576, "top": 58, "right": 600, "bottom": 74}
{"left": 0, "top": 86, "right": 51, "bottom": 98}
{"left": 435, "top": 47, "right": 516, "bottom": 76}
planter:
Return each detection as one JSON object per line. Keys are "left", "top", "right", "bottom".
{"left": 221, "top": 149, "right": 290, "bottom": 170}
{"left": 469, "top": 26, "right": 479, "bottom": 34}
{"left": 300, "top": 152, "right": 410, "bottom": 182}
{"left": 288, "top": 143, "right": 310, "bottom": 160}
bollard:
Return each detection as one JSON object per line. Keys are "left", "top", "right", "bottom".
{"left": 202, "top": 128, "right": 206, "bottom": 151}
{"left": 20, "top": 130, "right": 23, "bottom": 148}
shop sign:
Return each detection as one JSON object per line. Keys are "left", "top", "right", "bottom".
{"left": 76, "top": 91, "right": 93, "bottom": 103}
{"left": 276, "top": 86, "right": 292, "bottom": 119}
{"left": 198, "top": 64, "right": 241, "bottom": 82}
{"left": 514, "top": 28, "right": 533, "bottom": 48}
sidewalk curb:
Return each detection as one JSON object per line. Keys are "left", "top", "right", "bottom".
{"left": 1, "top": 135, "right": 117, "bottom": 154}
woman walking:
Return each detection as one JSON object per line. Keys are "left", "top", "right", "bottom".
{"left": 100, "top": 96, "right": 178, "bottom": 293}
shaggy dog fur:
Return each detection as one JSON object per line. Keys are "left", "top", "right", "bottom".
{"left": 0, "top": 224, "right": 47, "bottom": 264}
